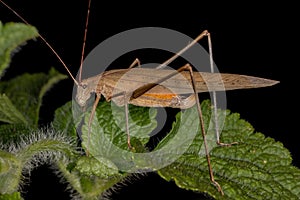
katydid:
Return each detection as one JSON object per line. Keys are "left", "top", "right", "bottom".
{"left": 0, "top": 0, "right": 279, "bottom": 195}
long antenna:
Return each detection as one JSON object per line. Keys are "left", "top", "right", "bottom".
{"left": 0, "top": 0, "right": 79, "bottom": 86}
{"left": 78, "top": 0, "right": 92, "bottom": 83}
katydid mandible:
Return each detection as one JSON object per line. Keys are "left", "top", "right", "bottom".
{"left": 1, "top": 0, "right": 279, "bottom": 196}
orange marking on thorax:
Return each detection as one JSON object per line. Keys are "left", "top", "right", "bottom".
{"left": 143, "top": 93, "right": 177, "bottom": 100}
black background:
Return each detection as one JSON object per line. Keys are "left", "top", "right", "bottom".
{"left": 0, "top": 1, "right": 299, "bottom": 199}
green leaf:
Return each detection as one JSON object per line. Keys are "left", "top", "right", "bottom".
{"left": 0, "top": 192, "right": 22, "bottom": 200}
{"left": 0, "top": 94, "right": 27, "bottom": 125}
{"left": 57, "top": 157, "right": 126, "bottom": 200}
{"left": 52, "top": 101, "right": 77, "bottom": 139}
{"left": 0, "top": 128, "right": 76, "bottom": 195}
{"left": 0, "top": 124, "right": 31, "bottom": 145}
{"left": 15, "top": 129, "right": 76, "bottom": 165}
{"left": 0, "top": 68, "right": 67, "bottom": 127}
{"left": 0, "top": 150, "right": 22, "bottom": 194}
{"left": 157, "top": 100, "right": 300, "bottom": 199}
{"left": 81, "top": 99, "right": 157, "bottom": 172}
{"left": 52, "top": 101, "right": 131, "bottom": 199}
{"left": 74, "top": 156, "right": 119, "bottom": 178}
{"left": 0, "top": 21, "right": 38, "bottom": 78}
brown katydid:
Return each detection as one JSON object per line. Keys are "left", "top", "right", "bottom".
{"left": 74, "top": 31, "right": 277, "bottom": 195}
{"left": 1, "top": 0, "right": 279, "bottom": 195}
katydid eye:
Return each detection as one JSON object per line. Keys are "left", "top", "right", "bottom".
{"left": 82, "top": 84, "right": 87, "bottom": 89}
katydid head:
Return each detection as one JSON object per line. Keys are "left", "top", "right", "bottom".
{"left": 75, "top": 77, "right": 99, "bottom": 107}
{"left": 76, "top": 83, "right": 92, "bottom": 107}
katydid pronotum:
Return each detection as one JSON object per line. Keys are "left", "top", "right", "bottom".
{"left": 1, "top": 0, "right": 279, "bottom": 196}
